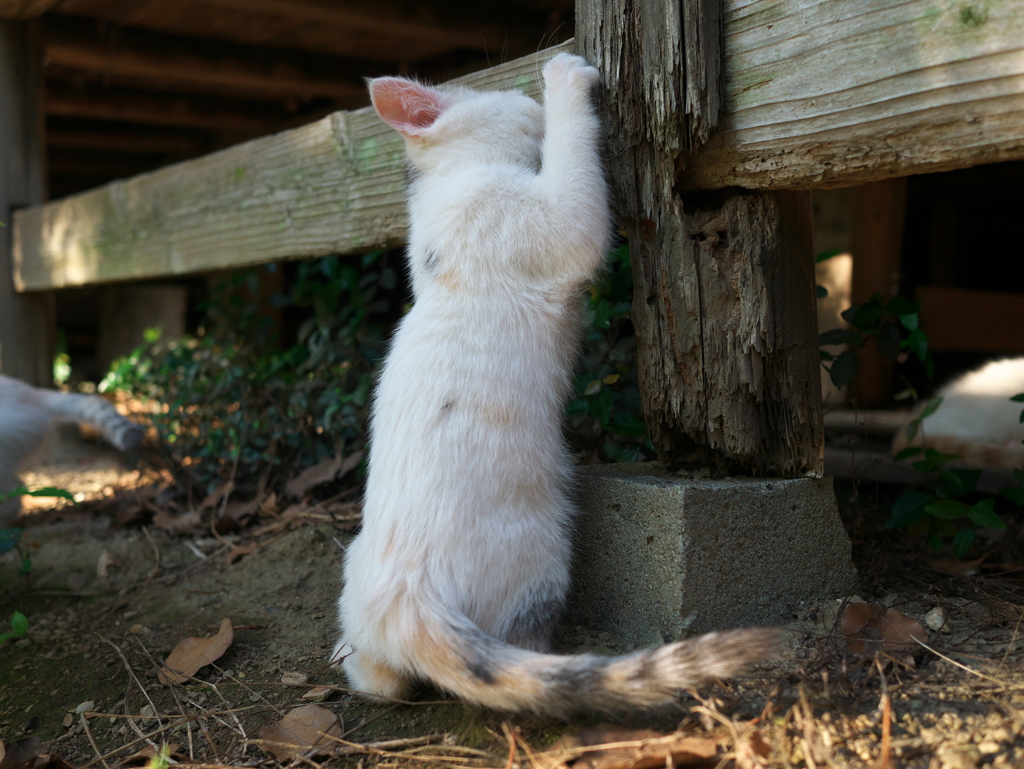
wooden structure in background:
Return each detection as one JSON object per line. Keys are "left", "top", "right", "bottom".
{"left": 576, "top": 0, "right": 821, "bottom": 476}
{"left": 1, "top": 0, "right": 573, "bottom": 198}
{"left": 4, "top": 0, "right": 1024, "bottom": 470}
{"left": 0, "top": 21, "right": 52, "bottom": 385}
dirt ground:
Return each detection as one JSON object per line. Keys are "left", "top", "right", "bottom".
{"left": 2, "top": 429, "right": 1024, "bottom": 769}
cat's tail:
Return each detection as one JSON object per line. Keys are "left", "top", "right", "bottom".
{"left": 399, "top": 602, "right": 780, "bottom": 716}
{"left": 39, "top": 391, "right": 144, "bottom": 451}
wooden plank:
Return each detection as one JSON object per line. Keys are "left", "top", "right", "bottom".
{"left": 578, "top": 0, "right": 823, "bottom": 477}
{"left": 849, "top": 179, "right": 907, "bottom": 406}
{"left": 1, "top": 20, "right": 54, "bottom": 385}
{"left": 15, "top": 0, "right": 1024, "bottom": 289}
{"left": 13, "top": 44, "right": 569, "bottom": 290}
{"left": 0, "top": 0, "right": 62, "bottom": 19}
{"left": 44, "top": 83, "right": 288, "bottom": 130}
{"left": 42, "top": 16, "right": 367, "bottom": 102}
{"left": 677, "top": 0, "right": 1024, "bottom": 190}
{"left": 917, "top": 286, "right": 1024, "bottom": 353}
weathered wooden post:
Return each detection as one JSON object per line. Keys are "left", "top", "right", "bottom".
{"left": 567, "top": 0, "right": 855, "bottom": 646}
{"left": 0, "top": 21, "right": 53, "bottom": 385}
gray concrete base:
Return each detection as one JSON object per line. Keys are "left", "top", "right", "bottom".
{"left": 565, "top": 463, "right": 858, "bottom": 649}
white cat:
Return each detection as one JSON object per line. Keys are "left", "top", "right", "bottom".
{"left": 893, "top": 357, "right": 1024, "bottom": 468}
{"left": 0, "top": 375, "right": 143, "bottom": 523}
{"left": 333, "top": 53, "right": 777, "bottom": 716}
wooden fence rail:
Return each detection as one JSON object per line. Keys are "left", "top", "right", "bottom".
{"left": 12, "top": 0, "right": 1024, "bottom": 291}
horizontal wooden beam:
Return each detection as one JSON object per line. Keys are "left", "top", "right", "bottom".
{"left": 917, "top": 286, "right": 1024, "bottom": 353}
{"left": 47, "top": 123, "right": 209, "bottom": 156}
{"left": 44, "top": 83, "right": 289, "bottom": 131}
{"left": 42, "top": 17, "right": 367, "bottom": 102}
{"left": 14, "top": 0, "right": 1024, "bottom": 290}
{"left": 14, "top": 45, "right": 559, "bottom": 290}
{"left": 199, "top": 0, "right": 535, "bottom": 55}
{"left": 678, "top": 0, "right": 1024, "bottom": 190}
{"left": 0, "top": 0, "right": 60, "bottom": 19}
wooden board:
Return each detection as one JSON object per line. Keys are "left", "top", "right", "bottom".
{"left": 678, "top": 0, "right": 1024, "bottom": 190}
{"left": 14, "top": 0, "right": 1024, "bottom": 289}
{"left": 1, "top": 21, "right": 53, "bottom": 384}
{"left": 13, "top": 43, "right": 569, "bottom": 290}
{"left": 916, "top": 285, "right": 1024, "bottom": 353}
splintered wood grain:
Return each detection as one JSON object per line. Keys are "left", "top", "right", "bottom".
{"left": 12, "top": 42, "right": 570, "bottom": 291}
{"left": 679, "top": 0, "right": 1024, "bottom": 189}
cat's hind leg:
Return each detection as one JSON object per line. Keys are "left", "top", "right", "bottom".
{"left": 335, "top": 643, "right": 412, "bottom": 701}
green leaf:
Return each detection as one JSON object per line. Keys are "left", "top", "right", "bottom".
{"left": 829, "top": 350, "right": 858, "bottom": 388}
{"left": 999, "top": 486, "right": 1024, "bottom": 507}
{"left": 887, "top": 491, "right": 933, "bottom": 529}
{"left": 11, "top": 610, "right": 28, "bottom": 635}
{"left": 1010, "top": 393, "right": 1024, "bottom": 403}
{"left": 920, "top": 397, "right": 944, "bottom": 420}
{"left": 924, "top": 499, "right": 968, "bottom": 520}
{"left": 899, "top": 313, "right": 919, "bottom": 331}
{"left": 0, "top": 527, "right": 22, "bottom": 556}
{"left": 841, "top": 303, "right": 883, "bottom": 333}
{"left": 904, "top": 328, "right": 929, "bottom": 362}
{"left": 967, "top": 499, "right": 1006, "bottom": 529}
{"left": 893, "top": 447, "right": 923, "bottom": 461}
{"left": 816, "top": 285, "right": 828, "bottom": 299}
{"left": 885, "top": 296, "right": 919, "bottom": 316}
{"left": 818, "top": 329, "right": 862, "bottom": 346}
{"left": 951, "top": 527, "right": 975, "bottom": 559}
{"left": 814, "top": 248, "right": 841, "bottom": 263}
{"left": 610, "top": 413, "right": 648, "bottom": 437}
{"left": 24, "top": 487, "right": 76, "bottom": 502}
{"left": 936, "top": 469, "right": 980, "bottom": 499}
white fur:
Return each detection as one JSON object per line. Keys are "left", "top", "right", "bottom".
{"left": 893, "top": 358, "right": 1024, "bottom": 467}
{"left": 0, "top": 375, "right": 142, "bottom": 523}
{"left": 333, "top": 55, "right": 777, "bottom": 715}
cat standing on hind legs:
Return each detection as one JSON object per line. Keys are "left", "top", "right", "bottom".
{"left": 334, "top": 53, "right": 779, "bottom": 716}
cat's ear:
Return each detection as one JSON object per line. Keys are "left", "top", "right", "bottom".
{"left": 369, "top": 77, "right": 451, "bottom": 139}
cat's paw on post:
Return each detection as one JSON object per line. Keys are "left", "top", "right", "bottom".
{"left": 543, "top": 52, "right": 600, "bottom": 91}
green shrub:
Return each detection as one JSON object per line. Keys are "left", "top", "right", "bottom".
{"left": 103, "top": 246, "right": 652, "bottom": 498}
{"left": 103, "top": 255, "right": 389, "bottom": 496}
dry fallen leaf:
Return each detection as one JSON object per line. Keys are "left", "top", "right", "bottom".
{"left": 546, "top": 725, "right": 719, "bottom": 769}
{"left": 924, "top": 556, "right": 985, "bottom": 578}
{"left": 285, "top": 452, "right": 363, "bottom": 499}
{"left": 197, "top": 481, "right": 235, "bottom": 513}
{"left": 259, "top": 704, "right": 342, "bottom": 759}
{"left": 225, "top": 542, "right": 257, "bottom": 564}
{"left": 0, "top": 736, "right": 73, "bottom": 769}
{"left": 841, "top": 602, "right": 927, "bottom": 654}
{"left": 152, "top": 508, "right": 201, "bottom": 534}
{"left": 158, "top": 617, "right": 234, "bottom": 684}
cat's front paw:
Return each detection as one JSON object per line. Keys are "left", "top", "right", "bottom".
{"left": 543, "top": 53, "right": 600, "bottom": 92}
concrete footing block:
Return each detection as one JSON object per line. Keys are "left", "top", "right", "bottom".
{"left": 566, "top": 463, "right": 858, "bottom": 648}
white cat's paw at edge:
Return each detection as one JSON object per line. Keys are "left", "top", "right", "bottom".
{"left": 543, "top": 52, "right": 600, "bottom": 90}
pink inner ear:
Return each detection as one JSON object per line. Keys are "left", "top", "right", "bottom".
{"left": 370, "top": 78, "right": 450, "bottom": 138}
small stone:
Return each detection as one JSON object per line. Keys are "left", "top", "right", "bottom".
{"left": 925, "top": 607, "right": 947, "bottom": 631}
{"left": 128, "top": 624, "right": 151, "bottom": 635}
{"left": 62, "top": 714, "right": 73, "bottom": 728}
{"left": 281, "top": 671, "right": 309, "bottom": 685}
{"left": 140, "top": 704, "right": 156, "bottom": 718}
{"left": 75, "top": 701, "right": 95, "bottom": 715}
{"left": 978, "top": 741, "right": 1001, "bottom": 755}
{"left": 301, "top": 685, "right": 334, "bottom": 703}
